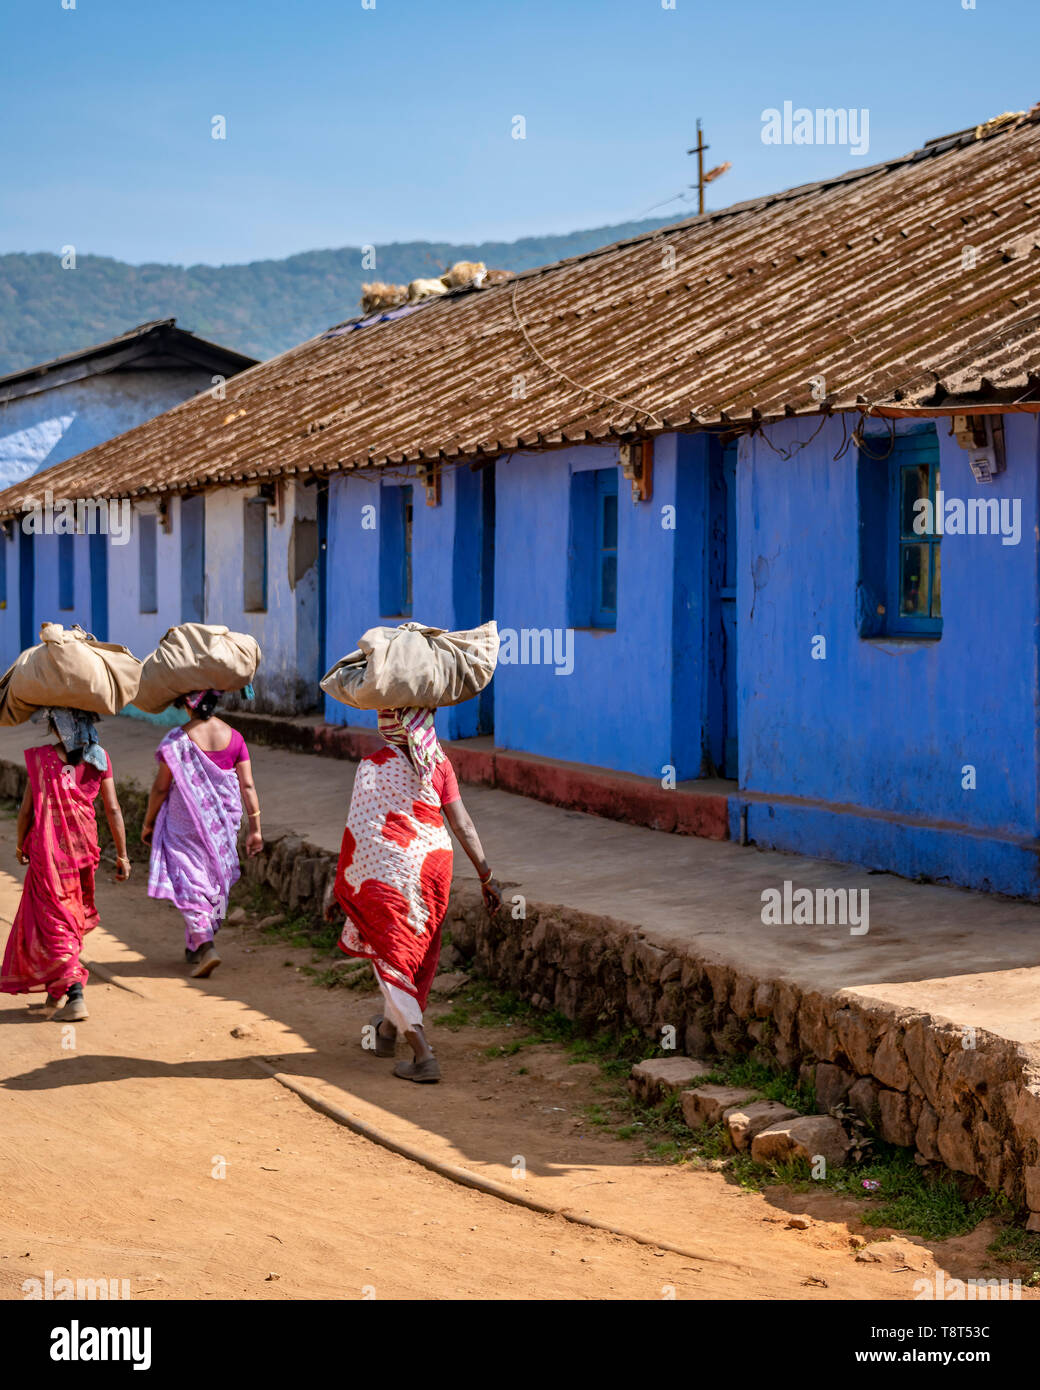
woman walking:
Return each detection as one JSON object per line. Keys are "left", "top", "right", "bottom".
{"left": 332, "top": 706, "right": 501, "bottom": 1083}
{"left": 142, "top": 690, "right": 263, "bottom": 978}
{"left": 1, "top": 709, "right": 130, "bottom": 1021}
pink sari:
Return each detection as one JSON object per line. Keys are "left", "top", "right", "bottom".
{"left": 147, "top": 728, "right": 243, "bottom": 950}
{"left": 1, "top": 745, "right": 109, "bottom": 997}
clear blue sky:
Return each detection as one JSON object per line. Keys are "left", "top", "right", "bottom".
{"left": 3, "top": 0, "right": 1037, "bottom": 266}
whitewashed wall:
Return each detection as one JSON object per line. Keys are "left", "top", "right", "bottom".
{"left": 0, "top": 366, "right": 215, "bottom": 673}
{"left": 204, "top": 481, "right": 320, "bottom": 713}
{"left": 0, "top": 370, "right": 207, "bottom": 488}
{"left": 108, "top": 499, "right": 182, "bottom": 658}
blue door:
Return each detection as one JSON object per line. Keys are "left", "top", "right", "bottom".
{"left": 316, "top": 479, "right": 329, "bottom": 680}
{"left": 707, "top": 440, "right": 738, "bottom": 779}
{"left": 477, "top": 461, "right": 495, "bottom": 735}
{"left": 720, "top": 441, "right": 738, "bottom": 778}
{"left": 180, "top": 494, "right": 206, "bottom": 623}
{"left": 19, "top": 528, "right": 34, "bottom": 652}
{"left": 89, "top": 532, "right": 109, "bottom": 640}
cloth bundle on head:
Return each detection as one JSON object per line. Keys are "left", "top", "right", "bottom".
{"left": 0, "top": 623, "right": 142, "bottom": 726}
{"left": 135, "top": 624, "right": 260, "bottom": 714}
{"left": 321, "top": 621, "right": 498, "bottom": 712}
{"left": 31, "top": 707, "right": 107, "bottom": 772}
{"left": 377, "top": 707, "right": 445, "bottom": 784}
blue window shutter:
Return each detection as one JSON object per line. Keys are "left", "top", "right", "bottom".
{"left": 58, "top": 534, "right": 75, "bottom": 611}
{"left": 886, "top": 431, "right": 942, "bottom": 636}
{"left": 857, "top": 427, "right": 941, "bottom": 638}
{"left": 139, "top": 514, "right": 158, "bottom": 614}
{"left": 567, "top": 469, "right": 596, "bottom": 627}
{"left": 243, "top": 498, "right": 268, "bottom": 612}
{"left": 379, "top": 483, "right": 413, "bottom": 618}
{"left": 568, "top": 467, "right": 619, "bottom": 630}
{"left": 593, "top": 468, "right": 619, "bottom": 628}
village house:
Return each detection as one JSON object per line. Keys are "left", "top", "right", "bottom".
{"left": 0, "top": 108, "right": 1038, "bottom": 895}
{"left": 0, "top": 321, "right": 255, "bottom": 671}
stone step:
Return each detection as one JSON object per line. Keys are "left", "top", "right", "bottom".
{"left": 751, "top": 1115, "right": 851, "bottom": 1170}
{"left": 680, "top": 1084, "right": 760, "bottom": 1130}
{"left": 627, "top": 1056, "right": 714, "bottom": 1104}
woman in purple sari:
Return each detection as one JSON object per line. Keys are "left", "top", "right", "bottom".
{"left": 142, "top": 690, "right": 263, "bottom": 978}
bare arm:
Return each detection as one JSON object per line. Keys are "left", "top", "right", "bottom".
{"left": 100, "top": 777, "right": 130, "bottom": 880}
{"left": 443, "top": 796, "right": 502, "bottom": 914}
{"left": 15, "top": 783, "right": 33, "bottom": 864}
{"left": 141, "top": 763, "right": 172, "bottom": 845}
{"left": 236, "top": 758, "right": 263, "bottom": 857}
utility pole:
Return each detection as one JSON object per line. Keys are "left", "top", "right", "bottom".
{"left": 687, "top": 119, "right": 708, "bottom": 215}
{"left": 687, "top": 119, "right": 731, "bottom": 215}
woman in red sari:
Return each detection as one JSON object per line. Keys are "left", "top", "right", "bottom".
{"left": 0, "top": 709, "right": 130, "bottom": 1021}
{"left": 332, "top": 707, "right": 501, "bottom": 1083}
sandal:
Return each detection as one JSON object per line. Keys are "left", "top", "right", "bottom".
{"left": 393, "top": 1056, "right": 441, "bottom": 1084}
{"left": 368, "top": 1014, "right": 397, "bottom": 1059}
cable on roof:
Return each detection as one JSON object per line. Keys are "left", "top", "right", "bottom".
{"left": 510, "top": 278, "right": 664, "bottom": 429}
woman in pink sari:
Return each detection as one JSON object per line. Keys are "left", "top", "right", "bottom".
{"left": 142, "top": 689, "right": 263, "bottom": 978}
{"left": 1, "top": 709, "right": 130, "bottom": 1021}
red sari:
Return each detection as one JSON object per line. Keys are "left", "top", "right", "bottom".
{"left": 335, "top": 745, "right": 456, "bottom": 1020}
{"left": 0, "top": 745, "right": 111, "bottom": 998}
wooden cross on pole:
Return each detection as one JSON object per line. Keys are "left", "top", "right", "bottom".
{"left": 687, "top": 119, "right": 708, "bottom": 215}
{"left": 687, "top": 119, "right": 731, "bottom": 215}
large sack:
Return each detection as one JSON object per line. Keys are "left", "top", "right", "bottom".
{"left": 135, "top": 623, "right": 261, "bottom": 714}
{"left": 0, "top": 623, "right": 142, "bottom": 725}
{"left": 321, "top": 620, "right": 498, "bottom": 711}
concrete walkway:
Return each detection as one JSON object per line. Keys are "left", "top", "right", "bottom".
{"left": 2, "top": 715, "right": 1039, "bottom": 1046}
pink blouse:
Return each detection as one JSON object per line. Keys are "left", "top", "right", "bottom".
{"left": 157, "top": 728, "right": 249, "bottom": 771}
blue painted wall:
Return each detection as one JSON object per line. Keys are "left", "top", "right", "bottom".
{"left": 493, "top": 439, "right": 706, "bottom": 779}
{"left": 735, "top": 412, "right": 1040, "bottom": 889}
{"left": 324, "top": 463, "right": 488, "bottom": 741}
{"left": 324, "top": 436, "right": 716, "bottom": 780}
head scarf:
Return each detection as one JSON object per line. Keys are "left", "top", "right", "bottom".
{"left": 377, "top": 707, "right": 444, "bottom": 784}
{"left": 31, "top": 707, "right": 107, "bottom": 773}
{"left": 183, "top": 688, "right": 220, "bottom": 718}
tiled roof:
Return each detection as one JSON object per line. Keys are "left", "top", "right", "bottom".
{"left": 1, "top": 107, "right": 1038, "bottom": 514}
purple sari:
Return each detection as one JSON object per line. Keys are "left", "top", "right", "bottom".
{"left": 148, "top": 728, "right": 243, "bottom": 950}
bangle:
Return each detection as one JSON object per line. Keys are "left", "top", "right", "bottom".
{"left": 248, "top": 811, "right": 262, "bottom": 821}
{"left": 479, "top": 869, "right": 493, "bottom": 885}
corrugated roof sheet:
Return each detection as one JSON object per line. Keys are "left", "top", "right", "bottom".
{"left": 2, "top": 107, "right": 1039, "bottom": 514}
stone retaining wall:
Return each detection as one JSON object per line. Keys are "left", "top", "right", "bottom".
{"left": 242, "top": 828, "right": 1040, "bottom": 1221}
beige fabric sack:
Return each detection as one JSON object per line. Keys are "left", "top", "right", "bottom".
{"left": 0, "top": 623, "right": 143, "bottom": 725}
{"left": 135, "top": 623, "right": 261, "bottom": 714}
{"left": 321, "top": 620, "right": 499, "bottom": 711}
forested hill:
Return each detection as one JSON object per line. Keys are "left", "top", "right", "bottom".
{"left": 0, "top": 217, "right": 674, "bottom": 374}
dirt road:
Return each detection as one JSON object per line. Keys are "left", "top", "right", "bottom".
{"left": 0, "top": 815, "right": 1021, "bottom": 1301}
